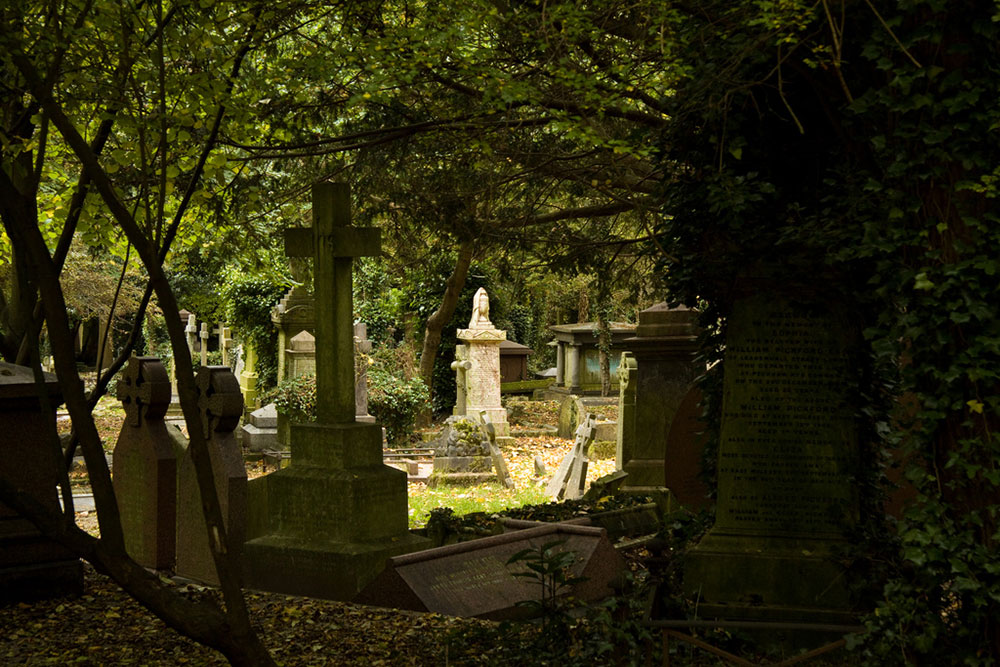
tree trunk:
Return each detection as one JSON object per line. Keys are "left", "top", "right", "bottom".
{"left": 597, "top": 309, "right": 612, "bottom": 397}
{"left": 417, "top": 238, "right": 474, "bottom": 420}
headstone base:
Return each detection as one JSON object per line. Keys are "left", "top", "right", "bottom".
{"left": 683, "top": 533, "right": 853, "bottom": 620}
{"left": 244, "top": 421, "right": 430, "bottom": 599}
{"left": 622, "top": 458, "right": 668, "bottom": 488}
{"left": 243, "top": 532, "right": 429, "bottom": 601}
{"left": 427, "top": 472, "right": 496, "bottom": 487}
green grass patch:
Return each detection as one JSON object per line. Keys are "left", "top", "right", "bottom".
{"left": 408, "top": 482, "right": 550, "bottom": 528}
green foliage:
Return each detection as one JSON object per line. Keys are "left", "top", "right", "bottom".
{"left": 508, "top": 540, "right": 585, "bottom": 631}
{"left": 655, "top": 1, "right": 1000, "bottom": 662}
{"left": 221, "top": 273, "right": 287, "bottom": 391}
{"left": 368, "top": 365, "right": 430, "bottom": 447}
{"left": 261, "top": 372, "right": 316, "bottom": 425}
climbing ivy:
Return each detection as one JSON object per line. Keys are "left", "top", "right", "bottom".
{"left": 656, "top": 1, "right": 1000, "bottom": 662}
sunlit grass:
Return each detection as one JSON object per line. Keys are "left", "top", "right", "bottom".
{"left": 407, "top": 481, "right": 551, "bottom": 528}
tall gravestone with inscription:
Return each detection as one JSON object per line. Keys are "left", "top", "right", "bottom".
{"left": 243, "top": 183, "right": 428, "bottom": 600}
{"left": 456, "top": 288, "right": 510, "bottom": 439}
{"left": 684, "top": 294, "right": 860, "bottom": 621}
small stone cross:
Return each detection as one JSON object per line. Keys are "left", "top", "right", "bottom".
{"left": 284, "top": 183, "right": 380, "bottom": 423}
{"left": 117, "top": 356, "right": 172, "bottom": 426}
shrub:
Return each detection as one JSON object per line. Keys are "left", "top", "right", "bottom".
{"left": 261, "top": 372, "right": 316, "bottom": 425}
{"left": 368, "top": 366, "right": 430, "bottom": 447}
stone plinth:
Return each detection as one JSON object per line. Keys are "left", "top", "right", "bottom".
{"left": 175, "top": 367, "right": 247, "bottom": 584}
{"left": 113, "top": 357, "right": 184, "bottom": 570}
{"left": 241, "top": 403, "right": 278, "bottom": 452}
{"left": 456, "top": 288, "right": 509, "bottom": 438}
{"left": 0, "top": 362, "right": 83, "bottom": 603}
{"left": 621, "top": 304, "right": 702, "bottom": 490}
{"left": 683, "top": 294, "right": 860, "bottom": 622}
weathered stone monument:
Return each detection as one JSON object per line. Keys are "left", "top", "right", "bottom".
{"left": 456, "top": 288, "right": 510, "bottom": 439}
{"left": 615, "top": 352, "right": 638, "bottom": 470}
{"left": 272, "top": 259, "right": 314, "bottom": 384}
{"left": 175, "top": 366, "right": 247, "bottom": 584}
{"left": 621, "top": 304, "right": 702, "bottom": 491}
{"left": 243, "top": 183, "right": 428, "bottom": 599}
{"left": 684, "top": 294, "right": 860, "bottom": 621}
{"left": 0, "top": 362, "right": 83, "bottom": 603}
{"left": 450, "top": 344, "right": 472, "bottom": 417}
{"left": 113, "top": 356, "right": 183, "bottom": 570}
{"left": 241, "top": 402, "right": 278, "bottom": 452}
{"left": 285, "top": 330, "right": 316, "bottom": 378}
{"left": 238, "top": 344, "right": 259, "bottom": 411}
{"left": 547, "top": 321, "right": 636, "bottom": 396}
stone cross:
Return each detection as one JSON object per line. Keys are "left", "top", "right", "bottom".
{"left": 546, "top": 413, "right": 596, "bottom": 500}
{"left": 284, "top": 183, "right": 380, "bottom": 422}
{"left": 450, "top": 345, "right": 472, "bottom": 416}
{"left": 185, "top": 314, "right": 198, "bottom": 357}
{"left": 214, "top": 324, "right": 233, "bottom": 367}
{"left": 199, "top": 322, "right": 209, "bottom": 366}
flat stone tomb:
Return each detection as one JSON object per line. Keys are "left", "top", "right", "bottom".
{"left": 355, "top": 523, "right": 622, "bottom": 620}
{"left": 243, "top": 183, "right": 428, "bottom": 600}
{"left": 684, "top": 294, "right": 859, "bottom": 620}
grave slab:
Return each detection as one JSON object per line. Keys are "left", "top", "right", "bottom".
{"left": 355, "top": 523, "right": 622, "bottom": 620}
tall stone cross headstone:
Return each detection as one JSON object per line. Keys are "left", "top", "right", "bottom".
{"left": 113, "top": 356, "right": 184, "bottom": 570}
{"left": 450, "top": 344, "right": 472, "bottom": 416}
{"left": 243, "top": 183, "right": 428, "bottom": 600}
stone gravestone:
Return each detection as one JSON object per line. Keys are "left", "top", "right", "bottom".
{"left": 546, "top": 415, "right": 597, "bottom": 501}
{"left": 285, "top": 330, "right": 316, "bottom": 378}
{"left": 237, "top": 344, "right": 258, "bottom": 411}
{"left": 272, "top": 259, "right": 314, "bottom": 384}
{"left": 199, "top": 322, "right": 209, "bottom": 366}
{"left": 175, "top": 367, "right": 247, "bottom": 584}
{"left": 113, "top": 356, "right": 183, "bottom": 570}
{"left": 621, "top": 304, "right": 702, "bottom": 491}
{"left": 663, "top": 385, "right": 711, "bottom": 509}
{"left": 456, "top": 289, "right": 510, "bottom": 439}
{"left": 0, "top": 362, "right": 83, "bottom": 603}
{"left": 243, "top": 183, "right": 428, "bottom": 600}
{"left": 615, "top": 352, "right": 638, "bottom": 470}
{"left": 241, "top": 402, "right": 278, "bottom": 453}
{"left": 684, "top": 294, "right": 860, "bottom": 621}
{"left": 355, "top": 522, "right": 622, "bottom": 620}
{"left": 481, "top": 411, "right": 514, "bottom": 490}
{"left": 353, "top": 323, "right": 375, "bottom": 423}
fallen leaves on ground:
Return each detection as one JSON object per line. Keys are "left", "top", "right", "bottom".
{"left": 0, "top": 563, "right": 495, "bottom": 666}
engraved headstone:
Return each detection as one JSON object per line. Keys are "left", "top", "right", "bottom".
{"left": 175, "top": 366, "right": 247, "bottom": 584}
{"left": 113, "top": 356, "right": 183, "bottom": 569}
{"left": 684, "top": 294, "right": 860, "bottom": 620}
{"left": 456, "top": 289, "right": 509, "bottom": 438}
{"left": 355, "top": 523, "right": 623, "bottom": 620}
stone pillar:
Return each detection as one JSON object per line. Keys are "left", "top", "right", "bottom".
{"left": 566, "top": 344, "right": 582, "bottom": 393}
{"left": 615, "top": 352, "right": 638, "bottom": 470}
{"left": 555, "top": 342, "right": 565, "bottom": 386}
{"left": 450, "top": 344, "right": 471, "bottom": 416}
{"left": 185, "top": 314, "right": 198, "bottom": 360}
{"left": 353, "top": 323, "right": 374, "bottom": 423}
{"left": 175, "top": 366, "right": 247, "bottom": 585}
{"left": 239, "top": 344, "right": 259, "bottom": 411}
{"left": 622, "top": 304, "right": 702, "bottom": 490}
{"left": 199, "top": 322, "right": 209, "bottom": 367}
{"left": 0, "top": 362, "right": 83, "bottom": 603}
{"left": 456, "top": 288, "right": 509, "bottom": 438}
{"left": 113, "top": 356, "right": 184, "bottom": 570}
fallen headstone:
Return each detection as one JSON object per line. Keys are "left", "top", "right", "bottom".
{"left": 546, "top": 414, "right": 597, "bottom": 500}
{"left": 355, "top": 523, "right": 623, "bottom": 620}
